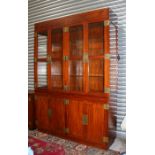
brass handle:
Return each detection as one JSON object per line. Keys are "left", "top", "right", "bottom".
{"left": 63, "top": 27, "right": 69, "bottom": 32}
{"left": 48, "top": 109, "right": 52, "bottom": 118}
{"left": 82, "top": 114, "right": 88, "bottom": 125}
{"left": 64, "top": 99, "right": 69, "bottom": 105}
{"left": 83, "top": 53, "right": 88, "bottom": 63}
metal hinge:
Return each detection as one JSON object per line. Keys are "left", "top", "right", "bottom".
{"left": 64, "top": 85, "right": 69, "bottom": 91}
{"left": 63, "top": 27, "right": 69, "bottom": 32}
{"left": 83, "top": 53, "right": 88, "bottom": 63}
{"left": 64, "top": 99, "right": 69, "bottom": 105}
{"left": 103, "top": 104, "right": 109, "bottom": 110}
{"left": 104, "top": 54, "right": 110, "bottom": 59}
{"left": 64, "top": 128, "right": 69, "bottom": 134}
{"left": 82, "top": 114, "right": 88, "bottom": 125}
{"left": 34, "top": 57, "right": 37, "bottom": 63}
{"left": 102, "top": 136, "right": 109, "bottom": 143}
{"left": 47, "top": 55, "right": 51, "bottom": 63}
{"left": 104, "top": 87, "right": 110, "bottom": 93}
{"left": 104, "top": 20, "right": 110, "bottom": 26}
{"left": 63, "top": 55, "right": 69, "bottom": 61}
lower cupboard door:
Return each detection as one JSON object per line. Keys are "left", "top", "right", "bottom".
{"left": 48, "top": 98, "right": 65, "bottom": 135}
{"left": 66, "top": 100, "right": 88, "bottom": 140}
{"left": 87, "top": 102, "right": 106, "bottom": 145}
{"left": 35, "top": 95, "right": 49, "bottom": 132}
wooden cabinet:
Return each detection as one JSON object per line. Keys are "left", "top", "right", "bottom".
{"left": 33, "top": 8, "right": 117, "bottom": 149}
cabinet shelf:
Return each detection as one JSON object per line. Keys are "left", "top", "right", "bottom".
{"left": 89, "top": 75, "right": 104, "bottom": 77}
{"left": 70, "top": 75, "right": 83, "bottom": 76}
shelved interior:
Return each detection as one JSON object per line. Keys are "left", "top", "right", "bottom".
{"left": 36, "top": 22, "right": 106, "bottom": 94}
{"left": 51, "top": 28, "right": 63, "bottom": 90}
{"left": 88, "top": 21, "right": 104, "bottom": 93}
{"left": 69, "top": 25, "right": 83, "bottom": 91}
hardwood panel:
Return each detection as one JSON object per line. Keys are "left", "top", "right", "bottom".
{"left": 63, "top": 26, "right": 69, "bottom": 87}
{"left": 103, "top": 20, "right": 110, "bottom": 93}
{"left": 48, "top": 98, "right": 65, "bottom": 135}
{"left": 35, "top": 95, "right": 49, "bottom": 132}
{"left": 28, "top": 93, "right": 35, "bottom": 129}
{"left": 66, "top": 100, "right": 88, "bottom": 140}
{"left": 87, "top": 102, "right": 105, "bottom": 144}
{"left": 35, "top": 8, "right": 109, "bottom": 30}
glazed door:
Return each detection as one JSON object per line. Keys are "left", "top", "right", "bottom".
{"left": 69, "top": 25, "right": 84, "bottom": 92}
{"left": 50, "top": 28, "right": 63, "bottom": 91}
{"left": 88, "top": 22, "right": 105, "bottom": 94}
{"left": 62, "top": 21, "right": 109, "bottom": 95}
{"left": 48, "top": 97, "right": 65, "bottom": 136}
{"left": 34, "top": 31, "right": 48, "bottom": 90}
{"left": 35, "top": 94, "right": 49, "bottom": 132}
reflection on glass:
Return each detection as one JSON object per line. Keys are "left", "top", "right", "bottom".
{"left": 70, "top": 25, "right": 83, "bottom": 57}
{"left": 51, "top": 61, "right": 63, "bottom": 90}
{"left": 38, "top": 62, "right": 47, "bottom": 88}
{"left": 88, "top": 22, "right": 104, "bottom": 56}
{"left": 38, "top": 32, "right": 47, "bottom": 58}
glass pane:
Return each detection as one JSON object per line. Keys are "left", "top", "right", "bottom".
{"left": 51, "top": 28, "right": 63, "bottom": 58}
{"left": 88, "top": 22, "right": 104, "bottom": 56}
{"left": 38, "top": 62, "right": 47, "bottom": 88}
{"left": 89, "top": 59, "right": 104, "bottom": 92}
{"left": 38, "top": 32, "right": 47, "bottom": 58}
{"left": 70, "top": 60, "right": 83, "bottom": 91}
{"left": 70, "top": 76, "right": 83, "bottom": 91}
{"left": 69, "top": 25, "right": 83, "bottom": 57}
{"left": 51, "top": 60, "right": 63, "bottom": 90}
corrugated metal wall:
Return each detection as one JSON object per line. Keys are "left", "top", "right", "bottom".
{"left": 28, "top": 0, "right": 126, "bottom": 138}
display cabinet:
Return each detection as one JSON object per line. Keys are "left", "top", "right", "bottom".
{"left": 33, "top": 8, "right": 117, "bottom": 149}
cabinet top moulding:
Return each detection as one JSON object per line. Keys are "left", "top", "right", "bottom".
{"left": 35, "top": 8, "right": 109, "bottom": 32}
